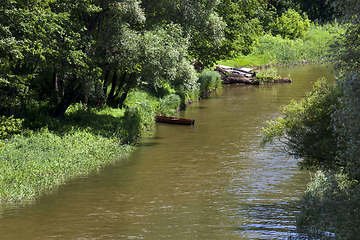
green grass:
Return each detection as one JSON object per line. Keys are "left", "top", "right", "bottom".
{"left": 0, "top": 128, "right": 133, "bottom": 203}
{"left": 217, "top": 23, "right": 344, "bottom": 68}
{"left": 0, "top": 89, "right": 190, "bottom": 203}
{"left": 254, "top": 68, "right": 283, "bottom": 84}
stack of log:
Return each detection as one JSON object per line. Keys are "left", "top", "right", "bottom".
{"left": 214, "top": 65, "right": 254, "bottom": 84}
{"left": 214, "top": 65, "right": 292, "bottom": 84}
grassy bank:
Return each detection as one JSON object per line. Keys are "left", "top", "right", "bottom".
{"left": 0, "top": 105, "right": 136, "bottom": 203}
{"left": 0, "top": 129, "right": 133, "bottom": 203}
{"left": 218, "top": 23, "right": 344, "bottom": 68}
{"left": 0, "top": 73, "right": 222, "bottom": 203}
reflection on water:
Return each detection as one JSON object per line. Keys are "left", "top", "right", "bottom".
{"left": 0, "top": 64, "right": 334, "bottom": 239}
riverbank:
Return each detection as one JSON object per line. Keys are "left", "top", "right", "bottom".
{"left": 217, "top": 23, "right": 343, "bottom": 68}
{"left": 0, "top": 22, "right": 343, "bottom": 204}
{"left": 0, "top": 106, "right": 137, "bottom": 203}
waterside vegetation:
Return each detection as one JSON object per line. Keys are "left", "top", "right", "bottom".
{"left": 261, "top": 0, "right": 360, "bottom": 237}
{"left": 1, "top": 1, "right": 360, "bottom": 238}
{"left": 218, "top": 22, "right": 344, "bottom": 68}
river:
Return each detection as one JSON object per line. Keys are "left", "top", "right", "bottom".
{"left": 0, "top": 64, "right": 335, "bottom": 239}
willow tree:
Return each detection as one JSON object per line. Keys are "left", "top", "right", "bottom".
{"left": 261, "top": 0, "right": 360, "bottom": 181}
{"left": 331, "top": 0, "right": 360, "bottom": 181}
{"left": 141, "top": 0, "right": 227, "bottom": 68}
{"left": 0, "top": 0, "right": 67, "bottom": 117}
{"left": 1, "top": 0, "right": 216, "bottom": 119}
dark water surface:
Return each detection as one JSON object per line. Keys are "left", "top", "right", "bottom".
{"left": 0, "top": 64, "right": 335, "bottom": 239}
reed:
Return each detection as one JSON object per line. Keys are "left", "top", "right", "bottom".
{"left": 0, "top": 128, "right": 133, "bottom": 203}
{"left": 218, "top": 23, "right": 344, "bottom": 68}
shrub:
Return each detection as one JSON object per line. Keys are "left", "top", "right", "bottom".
{"left": 269, "top": 9, "right": 311, "bottom": 39}
{"left": 119, "top": 101, "right": 155, "bottom": 144}
{"left": 261, "top": 78, "right": 343, "bottom": 171}
{"left": 157, "top": 94, "right": 181, "bottom": 116}
{"left": 0, "top": 116, "right": 24, "bottom": 138}
{"left": 297, "top": 170, "right": 360, "bottom": 239}
{"left": 254, "top": 68, "right": 282, "bottom": 84}
{"left": 198, "top": 70, "right": 222, "bottom": 97}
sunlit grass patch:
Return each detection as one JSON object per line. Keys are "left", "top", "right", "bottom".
{"left": 218, "top": 23, "right": 344, "bottom": 68}
{"left": 0, "top": 128, "right": 133, "bottom": 203}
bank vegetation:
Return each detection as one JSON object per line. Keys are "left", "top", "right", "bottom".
{"left": 1, "top": 1, "right": 359, "bottom": 238}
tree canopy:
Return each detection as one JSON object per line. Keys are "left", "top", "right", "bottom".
{"left": 0, "top": 0, "right": 350, "bottom": 122}
{"left": 262, "top": 0, "right": 360, "bottom": 181}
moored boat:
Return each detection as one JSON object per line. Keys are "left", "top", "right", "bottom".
{"left": 156, "top": 116, "right": 195, "bottom": 125}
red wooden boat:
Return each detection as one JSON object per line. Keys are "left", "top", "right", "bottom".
{"left": 156, "top": 115, "right": 195, "bottom": 125}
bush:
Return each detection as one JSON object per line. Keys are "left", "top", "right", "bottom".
{"left": 119, "top": 101, "right": 155, "bottom": 144}
{"left": 157, "top": 93, "right": 181, "bottom": 116}
{"left": 261, "top": 78, "right": 343, "bottom": 171}
{"left": 297, "top": 170, "right": 360, "bottom": 239}
{"left": 254, "top": 68, "right": 282, "bottom": 84}
{"left": 198, "top": 70, "right": 222, "bottom": 97}
{"left": 269, "top": 9, "right": 311, "bottom": 39}
{"left": 0, "top": 116, "right": 24, "bottom": 138}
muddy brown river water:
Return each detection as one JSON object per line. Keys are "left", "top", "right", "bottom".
{"left": 0, "top": 64, "right": 335, "bottom": 239}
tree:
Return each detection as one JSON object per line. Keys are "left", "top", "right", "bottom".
{"left": 141, "top": 0, "right": 227, "bottom": 68}
{"left": 262, "top": 0, "right": 360, "bottom": 181}
{"left": 330, "top": 0, "right": 360, "bottom": 181}
{"left": 0, "top": 0, "right": 69, "bottom": 117}
{"left": 297, "top": 0, "right": 342, "bottom": 22}
{"left": 261, "top": 79, "right": 343, "bottom": 171}
{"left": 1, "top": 0, "right": 206, "bottom": 119}
{"left": 214, "top": 0, "right": 264, "bottom": 60}
{"left": 268, "top": 9, "right": 311, "bottom": 39}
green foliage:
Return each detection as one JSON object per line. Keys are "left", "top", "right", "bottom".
{"left": 261, "top": 78, "right": 343, "bottom": 171}
{"left": 119, "top": 103, "right": 155, "bottom": 144}
{"left": 61, "top": 106, "right": 125, "bottom": 140}
{"left": 157, "top": 94, "right": 181, "bottom": 117}
{"left": 269, "top": 9, "right": 311, "bottom": 39}
{"left": 0, "top": 128, "right": 132, "bottom": 203}
{"left": 329, "top": 0, "right": 360, "bottom": 182}
{"left": 294, "top": 2, "right": 360, "bottom": 236}
{"left": 297, "top": 170, "right": 360, "bottom": 239}
{"left": 219, "top": 23, "right": 343, "bottom": 67}
{"left": 141, "top": 0, "right": 228, "bottom": 68}
{"left": 213, "top": 0, "right": 264, "bottom": 61}
{"left": 0, "top": 116, "right": 24, "bottom": 138}
{"left": 198, "top": 70, "right": 222, "bottom": 97}
{"left": 332, "top": 73, "right": 360, "bottom": 182}
{"left": 254, "top": 68, "right": 281, "bottom": 84}
{"left": 118, "top": 90, "right": 156, "bottom": 143}
{"left": 297, "top": 0, "right": 341, "bottom": 22}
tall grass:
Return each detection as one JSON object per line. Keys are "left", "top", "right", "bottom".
{"left": 198, "top": 70, "right": 223, "bottom": 97}
{"left": 218, "top": 23, "right": 344, "bottom": 67}
{"left": 0, "top": 89, "right": 189, "bottom": 203}
{"left": 0, "top": 128, "right": 133, "bottom": 203}
{"left": 254, "top": 68, "right": 283, "bottom": 84}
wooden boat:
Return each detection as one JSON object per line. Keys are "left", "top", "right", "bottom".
{"left": 156, "top": 116, "right": 195, "bottom": 125}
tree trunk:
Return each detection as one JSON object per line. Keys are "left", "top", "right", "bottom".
{"left": 53, "top": 71, "right": 62, "bottom": 103}
{"left": 96, "top": 67, "right": 113, "bottom": 108}
{"left": 117, "top": 73, "right": 137, "bottom": 107}
{"left": 52, "top": 83, "right": 82, "bottom": 119}
{"left": 106, "top": 70, "right": 121, "bottom": 106}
